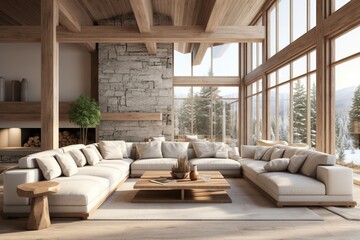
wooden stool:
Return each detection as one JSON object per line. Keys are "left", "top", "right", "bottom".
{"left": 17, "top": 181, "right": 60, "bottom": 230}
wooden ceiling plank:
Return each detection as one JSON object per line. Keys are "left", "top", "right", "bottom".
{"left": 193, "top": 0, "right": 228, "bottom": 65}
{"left": 57, "top": 25, "right": 265, "bottom": 43}
{"left": 130, "top": 0, "right": 157, "bottom": 55}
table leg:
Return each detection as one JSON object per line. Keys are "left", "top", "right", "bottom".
{"left": 27, "top": 195, "right": 51, "bottom": 230}
{"left": 181, "top": 189, "right": 184, "bottom": 200}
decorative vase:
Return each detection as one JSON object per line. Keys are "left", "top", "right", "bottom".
{"left": 190, "top": 165, "right": 199, "bottom": 181}
{"left": 20, "top": 78, "right": 28, "bottom": 101}
{"left": 0, "top": 77, "right": 5, "bottom": 101}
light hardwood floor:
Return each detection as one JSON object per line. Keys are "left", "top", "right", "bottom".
{"left": 1, "top": 168, "right": 359, "bottom": 240}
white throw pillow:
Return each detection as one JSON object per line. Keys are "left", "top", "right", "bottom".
{"left": 185, "top": 135, "right": 198, "bottom": 142}
{"left": 214, "top": 143, "right": 228, "bottom": 158}
{"left": 264, "top": 158, "right": 290, "bottom": 172}
{"left": 150, "top": 136, "right": 166, "bottom": 141}
{"left": 55, "top": 153, "right": 78, "bottom": 177}
{"left": 136, "top": 141, "right": 163, "bottom": 159}
{"left": 270, "top": 148, "right": 285, "bottom": 160}
{"left": 36, "top": 156, "right": 62, "bottom": 180}
{"left": 227, "top": 146, "right": 240, "bottom": 160}
{"left": 82, "top": 147, "right": 101, "bottom": 165}
{"left": 162, "top": 142, "right": 189, "bottom": 158}
{"left": 69, "top": 149, "right": 87, "bottom": 167}
{"left": 288, "top": 155, "right": 308, "bottom": 173}
{"left": 99, "top": 141, "right": 124, "bottom": 160}
{"left": 192, "top": 142, "right": 215, "bottom": 158}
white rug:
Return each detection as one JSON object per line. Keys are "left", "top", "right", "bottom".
{"left": 89, "top": 178, "right": 322, "bottom": 221}
{"left": 326, "top": 207, "right": 360, "bottom": 221}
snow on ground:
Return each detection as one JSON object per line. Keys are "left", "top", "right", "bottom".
{"left": 343, "top": 149, "right": 360, "bottom": 165}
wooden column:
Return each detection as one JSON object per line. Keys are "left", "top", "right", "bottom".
{"left": 41, "top": 0, "right": 59, "bottom": 150}
{"left": 239, "top": 43, "right": 246, "bottom": 146}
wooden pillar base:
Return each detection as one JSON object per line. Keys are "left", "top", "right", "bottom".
{"left": 27, "top": 195, "right": 51, "bottom": 230}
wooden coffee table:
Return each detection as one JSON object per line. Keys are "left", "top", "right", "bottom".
{"left": 133, "top": 171, "right": 231, "bottom": 203}
{"left": 17, "top": 181, "right": 60, "bottom": 230}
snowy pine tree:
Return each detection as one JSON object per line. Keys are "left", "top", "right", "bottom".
{"left": 293, "top": 81, "right": 307, "bottom": 143}
{"left": 348, "top": 85, "right": 360, "bottom": 149}
{"left": 310, "top": 82, "right": 317, "bottom": 148}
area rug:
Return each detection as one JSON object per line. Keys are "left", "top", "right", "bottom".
{"left": 325, "top": 207, "right": 360, "bottom": 220}
{"left": 89, "top": 178, "right": 323, "bottom": 221}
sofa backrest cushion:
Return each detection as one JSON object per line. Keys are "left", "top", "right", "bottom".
{"left": 240, "top": 145, "right": 257, "bottom": 158}
{"left": 36, "top": 156, "right": 62, "bottom": 180}
{"left": 136, "top": 141, "right": 163, "bottom": 159}
{"left": 254, "top": 147, "right": 270, "bottom": 160}
{"left": 162, "top": 142, "right": 189, "bottom": 158}
{"left": 126, "top": 142, "right": 134, "bottom": 159}
{"left": 192, "top": 142, "right": 227, "bottom": 158}
{"left": 99, "top": 140, "right": 126, "bottom": 160}
{"left": 61, "top": 144, "right": 86, "bottom": 153}
{"left": 277, "top": 146, "right": 299, "bottom": 158}
{"left": 270, "top": 148, "right": 285, "bottom": 160}
{"left": 18, "top": 149, "right": 64, "bottom": 169}
{"left": 55, "top": 153, "right": 78, "bottom": 177}
{"left": 69, "top": 149, "right": 87, "bottom": 167}
{"left": 298, "top": 149, "right": 336, "bottom": 178}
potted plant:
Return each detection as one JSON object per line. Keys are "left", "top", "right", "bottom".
{"left": 69, "top": 95, "right": 101, "bottom": 145}
{"left": 171, "top": 155, "right": 191, "bottom": 179}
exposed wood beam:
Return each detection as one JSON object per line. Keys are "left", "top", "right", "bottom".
{"left": 57, "top": 25, "right": 265, "bottom": 43}
{"left": 59, "top": 0, "right": 96, "bottom": 52}
{"left": 193, "top": 0, "right": 228, "bottom": 65}
{"left": 130, "top": 0, "right": 157, "bottom": 55}
{"left": 0, "top": 26, "right": 41, "bottom": 42}
{"left": 41, "top": 0, "right": 59, "bottom": 150}
{"left": 173, "top": 77, "right": 240, "bottom": 86}
{"left": 173, "top": 0, "right": 192, "bottom": 54}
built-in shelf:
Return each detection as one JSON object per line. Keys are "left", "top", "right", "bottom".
{"left": 0, "top": 102, "right": 71, "bottom": 121}
{"left": 101, "top": 112, "right": 162, "bottom": 121}
{"left": 0, "top": 147, "right": 41, "bottom": 155}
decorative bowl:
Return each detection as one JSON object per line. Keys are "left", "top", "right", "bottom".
{"left": 170, "top": 171, "right": 189, "bottom": 179}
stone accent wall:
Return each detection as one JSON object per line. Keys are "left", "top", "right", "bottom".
{"left": 98, "top": 14, "right": 173, "bottom": 142}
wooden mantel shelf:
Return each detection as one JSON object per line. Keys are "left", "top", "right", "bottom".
{"left": 101, "top": 112, "right": 162, "bottom": 121}
{"left": 0, "top": 102, "right": 71, "bottom": 121}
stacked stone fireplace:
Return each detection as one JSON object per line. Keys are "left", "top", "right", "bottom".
{"left": 98, "top": 14, "right": 173, "bottom": 142}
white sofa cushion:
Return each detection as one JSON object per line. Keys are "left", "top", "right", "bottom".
{"left": 298, "top": 149, "right": 336, "bottom": 177}
{"left": 36, "top": 156, "right": 62, "bottom": 180}
{"left": 69, "top": 149, "right": 87, "bottom": 167}
{"left": 99, "top": 140, "right": 125, "bottom": 160}
{"left": 189, "top": 158, "right": 241, "bottom": 171}
{"left": 135, "top": 141, "right": 163, "bottom": 159}
{"left": 55, "top": 153, "right": 78, "bottom": 177}
{"left": 82, "top": 147, "right": 101, "bottom": 166}
{"left": 192, "top": 142, "right": 226, "bottom": 158}
{"left": 257, "top": 172, "right": 326, "bottom": 195}
{"left": 270, "top": 148, "right": 285, "bottom": 160}
{"left": 131, "top": 158, "right": 178, "bottom": 171}
{"left": 264, "top": 158, "right": 290, "bottom": 172}
{"left": 162, "top": 142, "right": 189, "bottom": 158}
{"left": 288, "top": 155, "right": 307, "bottom": 173}
{"left": 61, "top": 144, "right": 86, "bottom": 152}
{"left": 18, "top": 149, "right": 64, "bottom": 169}
{"left": 241, "top": 145, "right": 258, "bottom": 158}
{"left": 76, "top": 165, "right": 123, "bottom": 187}
{"left": 240, "top": 160, "right": 267, "bottom": 180}
{"left": 48, "top": 175, "right": 109, "bottom": 206}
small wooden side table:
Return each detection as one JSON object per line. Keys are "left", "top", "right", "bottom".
{"left": 17, "top": 181, "right": 60, "bottom": 230}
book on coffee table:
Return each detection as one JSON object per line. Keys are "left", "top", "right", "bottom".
{"left": 150, "top": 178, "right": 177, "bottom": 185}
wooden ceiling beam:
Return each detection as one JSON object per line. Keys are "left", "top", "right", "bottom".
{"left": 57, "top": 25, "right": 265, "bottom": 43}
{"left": 173, "top": 0, "right": 192, "bottom": 54}
{"left": 193, "top": 0, "right": 228, "bottom": 65}
{"left": 59, "top": 0, "right": 96, "bottom": 52}
{"left": 130, "top": 0, "right": 157, "bottom": 55}
{"left": 0, "top": 26, "right": 41, "bottom": 42}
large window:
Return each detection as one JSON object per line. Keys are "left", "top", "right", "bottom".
{"left": 331, "top": 0, "right": 351, "bottom": 12}
{"left": 246, "top": 80, "right": 263, "bottom": 144}
{"left": 267, "top": 0, "right": 316, "bottom": 58}
{"left": 174, "top": 43, "right": 239, "bottom": 77}
{"left": 174, "top": 87, "right": 239, "bottom": 145}
{"left": 333, "top": 25, "right": 360, "bottom": 167}
{"left": 267, "top": 50, "right": 316, "bottom": 147}
{"left": 249, "top": 19, "right": 263, "bottom": 72}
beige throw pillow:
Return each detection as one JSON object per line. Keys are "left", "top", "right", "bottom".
{"left": 55, "top": 153, "right": 78, "bottom": 177}
{"left": 82, "top": 147, "right": 101, "bottom": 165}
{"left": 99, "top": 141, "right": 124, "bottom": 160}
{"left": 150, "top": 136, "right": 166, "bottom": 141}
{"left": 241, "top": 145, "right": 258, "bottom": 158}
{"left": 192, "top": 142, "right": 215, "bottom": 158}
{"left": 270, "top": 148, "right": 285, "bottom": 160}
{"left": 261, "top": 146, "right": 276, "bottom": 161}
{"left": 36, "top": 156, "right": 62, "bottom": 180}
{"left": 227, "top": 146, "right": 240, "bottom": 160}
{"left": 162, "top": 142, "right": 189, "bottom": 158}
{"left": 264, "top": 158, "right": 290, "bottom": 172}
{"left": 69, "top": 149, "right": 87, "bottom": 167}
{"left": 254, "top": 147, "right": 270, "bottom": 160}
{"left": 288, "top": 155, "right": 308, "bottom": 173}
{"left": 136, "top": 141, "right": 163, "bottom": 159}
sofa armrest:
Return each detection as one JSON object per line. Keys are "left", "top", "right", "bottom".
{"left": 3, "top": 168, "right": 42, "bottom": 206}
{"left": 317, "top": 165, "right": 353, "bottom": 196}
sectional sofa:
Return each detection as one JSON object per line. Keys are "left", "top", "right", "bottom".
{"left": 2, "top": 141, "right": 356, "bottom": 219}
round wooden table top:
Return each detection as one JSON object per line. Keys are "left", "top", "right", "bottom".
{"left": 17, "top": 181, "right": 60, "bottom": 198}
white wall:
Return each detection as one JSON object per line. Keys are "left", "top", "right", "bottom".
{"left": 0, "top": 43, "right": 91, "bottom": 101}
